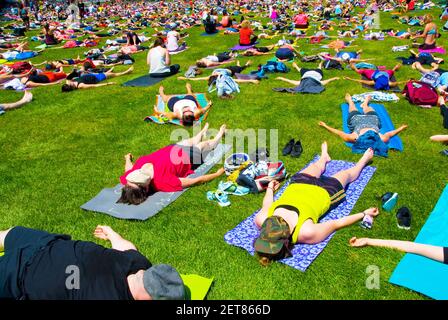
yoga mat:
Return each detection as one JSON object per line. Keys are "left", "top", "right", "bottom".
{"left": 181, "top": 274, "right": 214, "bottom": 300}
{"left": 169, "top": 47, "right": 189, "bottom": 55}
{"left": 200, "top": 31, "right": 219, "bottom": 36}
{"left": 389, "top": 185, "right": 448, "bottom": 300}
{"left": 122, "top": 74, "right": 166, "bottom": 87}
{"left": 341, "top": 102, "right": 404, "bottom": 152}
{"left": 230, "top": 43, "right": 258, "bottom": 51}
{"left": 419, "top": 47, "right": 446, "bottom": 54}
{"left": 362, "top": 75, "right": 401, "bottom": 92}
{"left": 144, "top": 93, "right": 210, "bottom": 126}
{"left": 81, "top": 144, "right": 231, "bottom": 220}
{"left": 224, "top": 157, "right": 376, "bottom": 271}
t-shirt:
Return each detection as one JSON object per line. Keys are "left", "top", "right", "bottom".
{"left": 357, "top": 69, "right": 393, "bottom": 80}
{"left": 22, "top": 239, "right": 151, "bottom": 300}
{"left": 166, "top": 31, "right": 179, "bottom": 51}
{"left": 42, "top": 71, "right": 67, "bottom": 83}
{"left": 239, "top": 28, "right": 253, "bottom": 45}
{"left": 120, "top": 144, "right": 194, "bottom": 192}
{"left": 438, "top": 72, "right": 448, "bottom": 88}
{"left": 302, "top": 70, "right": 323, "bottom": 83}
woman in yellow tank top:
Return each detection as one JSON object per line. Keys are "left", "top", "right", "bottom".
{"left": 254, "top": 142, "right": 380, "bottom": 265}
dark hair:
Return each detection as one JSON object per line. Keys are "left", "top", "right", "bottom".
{"left": 196, "top": 61, "right": 206, "bottom": 68}
{"left": 83, "top": 61, "right": 93, "bottom": 70}
{"left": 153, "top": 37, "right": 165, "bottom": 48}
{"left": 256, "top": 245, "right": 292, "bottom": 266}
{"left": 182, "top": 114, "right": 195, "bottom": 126}
{"left": 62, "top": 84, "right": 76, "bottom": 92}
{"left": 116, "top": 185, "right": 150, "bottom": 205}
{"left": 207, "top": 74, "right": 218, "bottom": 87}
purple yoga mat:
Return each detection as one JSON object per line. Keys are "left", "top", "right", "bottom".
{"left": 224, "top": 156, "right": 376, "bottom": 271}
{"left": 230, "top": 43, "right": 258, "bottom": 51}
{"left": 419, "top": 47, "right": 446, "bottom": 54}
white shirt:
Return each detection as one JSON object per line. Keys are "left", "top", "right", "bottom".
{"left": 148, "top": 46, "right": 170, "bottom": 74}
{"left": 166, "top": 31, "right": 179, "bottom": 51}
{"left": 173, "top": 99, "right": 197, "bottom": 114}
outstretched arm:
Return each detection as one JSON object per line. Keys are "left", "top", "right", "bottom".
{"left": 93, "top": 226, "right": 137, "bottom": 251}
{"left": 153, "top": 105, "right": 177, "bottom": 120}
{"left": 349, "top": 237, "right": 446, "bottom": 263}
{"left": 180, "top": 167, "right": 225, "bottom": 188}
{"left": 318, "top": 121, "right": 357, "bottom": 142}
{"left": 380, "top": 124, "right": 408, "bottom": 143}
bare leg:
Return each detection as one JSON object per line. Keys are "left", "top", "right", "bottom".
{"left": 159, "top": 85, "right": 170, "bottom": 103}
{"left": 430, "top": 135, "right": 448, "bottom": 143}
{"left": 178, "top": 123, "right": 210, "bottom": 146}
{"left": 345, "top": 93, "right": 358, "bottom": 112}
{"left": 0, "top": 228, "right": 13, "bottom": 251}
{"left": 301, "top": 142, "right": 331, "bottom": 178}
{"left": 321, "top": 77, "right": 340, "bottom": 86}
{"left": 343, "top": 76, "right": 375, "bottom": 86}
{"left": 1, "top": 91, "right": 33, "bottom": 111}
{"left": 360, "top": 95, "right": 374, "bottom": 113}
{"left": 196, "top": 124, "right": 227, "bottom": 152}
{"left": 186, "top": 82, "right": 193, "bottom": 95}
{"left": 332, "top": 148, "right": 374, "bottom": 188}
{"left": 106, "top": 66, "right": 134, "bottom": 78}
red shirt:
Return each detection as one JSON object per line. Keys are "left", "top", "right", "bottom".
{"left": 239, "top": 28, "right": 253, "bottom": 45}
{"left": 120, "top": 145, "right": 194, "bottom": 192}
{"left": 42, "top": 71, "right": 66, "bottom": 82}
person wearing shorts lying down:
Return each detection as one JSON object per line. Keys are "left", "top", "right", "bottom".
{"left": 349, "top": 237, "right": 448, "bottom": 265}
{"left": 318, "top": 94, "right": 408, "bottom": 154}
{"left": 253, "top": 142, "right": 378, "bottom": 265}
{"left": 323, "top": 49, "right": 372, "bottom": 64}
{"left": 240, "top": 45, "right": 275, "bottom": 57}
{"left": 273, "top": 61, "right": 340, "bottom": 93}
{"left": 178, "top": 60, "right": 259, "bottom": 84}
{"left": 152, "top": 83, "right": 212, "bottom": 126}
{"left": 20, "top": 68, "right": 67, "bottom": 88}
{"left": 344, "top": 62, "right": 404, "bottom": 90}
{"left": 0, "top": 91, "right": 33, "bottom": 115}
{"left": 118, "top": 123, "right": 227, "bottom": 205}
{"left": 195, "top": 52, "right": 237, "bottom": 68}
{"left": 61, "top": 66, "right": 134, "bottom": 92}
{"left": 0, "top": 225, "right": 185, "bottom": 300}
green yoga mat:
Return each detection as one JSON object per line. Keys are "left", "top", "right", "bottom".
{"left": 181, "top": 274, "right": 213, "bottom": 300}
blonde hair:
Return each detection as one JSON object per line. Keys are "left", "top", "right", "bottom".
{"left": 258, "top": 256, "right": 271, "bottom": 267}
{"left": 241, "top": 20, "right": 251, "bottom": 29}
{"left": 424, "top": 14, "right": 433, "bottom": 23}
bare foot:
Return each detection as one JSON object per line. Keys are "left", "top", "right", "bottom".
{"left": 320, "top": 141, "right": 331, "bottom": 163}
{"left": 438, "top": 95, "right": 445, "bottom": 106}
{"left": 359, "top": 148, "right": 374, "bottom": 165}
{"left": 345, "top": 93, "right": 352, "bottom": 103}
{"left": 218, "top": 124, "right": 227, "bottom": 137}
{"left": 364, "top": 95, "right": 371, "bottom": 105}
{"left": 23, "top": 90, "right": 33, "bottom": 103}
{"left": 125, "top": 153, "right": 133, "bottom": 161}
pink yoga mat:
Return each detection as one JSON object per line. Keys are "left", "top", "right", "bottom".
{"left": 419, "top": 47, "right": 446, "bottom": 54}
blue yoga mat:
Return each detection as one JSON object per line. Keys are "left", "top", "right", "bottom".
{"left": 389, "top": 185, "right": 448, "bottom": 300}
{"left": 341, "top": 103, "right": 404, "bottom": 152}
{"left": 200, "top": 31, "right": 219, "bottom": 36}
{"left": 224, "top": 156, "right": 376, "bottom": 271}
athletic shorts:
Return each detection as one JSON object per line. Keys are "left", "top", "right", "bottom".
{"left": 275, "top": 48, "right": 294, "bottom": 60}
{"left": 167, "top": 95, "right": 197, "bottom": 112}
{"left": 175, "top": 144, "right": 204, "bottom": 170}
{"left": 290, "top": 173, "right": 346, "bottom": 209}
{"left": 444, "top": 247, "right": 448, "bottom": 264}
{"left": 419, "top": 43, "right": 436, "bottom": 50}
{"left": 28, "top": 74, "right": 50, "bottom": 84}
{"left": 348, "top": 110, "right": 379, "bottom": 123}
{"left": 254, "top": 46, "right": 269, "bottom": 53}
{"left": 0, "top": 227, "right": 69, "bottom": 299}
{"left": 76, "top": 74, "right": 98, "bottom": 84}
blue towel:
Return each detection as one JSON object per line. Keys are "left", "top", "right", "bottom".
{"left": 389, "top": 185, "right": 448, "bottom": 300}
{"left": 341, "top": 103, "right": 404, "bottom": 152}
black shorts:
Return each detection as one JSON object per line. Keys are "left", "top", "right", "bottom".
{"left": 444, "top": 247, "right": 448, "bottom": 264}
{"left": 28, "top": 74, "right": 50, "bottom": 84}
{"left": 175, "top": 145, "right": 204, "bottom": 170}
{"left": 300, "top": 68, "right": 323, "bottom": 77}
{"left": 254, "top": 46, "right": 269, "bottom": 53}
{"left": 0, "top": 227, "right": 69, "bottom": 299}
{"left": 167, "top": 95, "right": 197, "bottom": 112}
{"left": 290, "top": 173, "right": 346, "bottom": 209}
{"left": 77, "top": 74, "right": 98, "bottom": 85}
{"left": 227, "top": 66, "right": 245, "bottom": 76}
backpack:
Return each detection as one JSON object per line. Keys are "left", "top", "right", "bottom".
{"left": 419, "top": 71, "right": 440, "bottom": 88}
{"left": 323, "top": 59, "right": 343, "bottom": 70}
{"left": 208, "top": 73, "right": 240, "bottom": 97}
{"left": 10, "top": 61, "right": 32, "bottom": 74}
{"left": 402, "top": 80, "right": 439, "bottom": 106}
{"left": 263, "top": 61, "right": 288, "bottom": 73}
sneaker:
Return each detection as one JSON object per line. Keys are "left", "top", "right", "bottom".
{"left": 290, "top": 140, "right": 303, "bottom": 158}
{"left": 441, "top": 149, "right": 448, "bottom": 156}
{"left": 381, "top": 192, "right": 398, "bottom": 212}
{"left": 396, "top": 207, "right": 411, "bottom": 230}
{"left": 282, "top": 139, "right": 295, "bottom": 156}
{"left": 360, "top": 214, "right": 373, "bottom": 229}
{"left": 206, "top": 190, "right": 231, "bottom": 207}
{"left": 218, "top": 181, "right": 250, "bottom": 196}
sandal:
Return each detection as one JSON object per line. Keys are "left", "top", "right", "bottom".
{"left": 218, "top": 181, "right": 249, "bottom": 196}
{"left": 206, "top": 190, "right": 231, "bottom": 207}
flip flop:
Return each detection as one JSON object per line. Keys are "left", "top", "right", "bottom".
{"left": 206, "top": 190, "right": 231, "bottom": 207}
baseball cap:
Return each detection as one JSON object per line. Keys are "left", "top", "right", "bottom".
{"left": 126, "top": 166, "right": 152, "bottom": 185}
{"left": 254, "top": 216, "right": 292, "bottom": 256}
{"left": 143, "top": 264, "right": 185, "bottom": 300}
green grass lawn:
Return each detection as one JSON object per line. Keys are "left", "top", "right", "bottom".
{"left": 1, "top": 8, "right": 447, "bottom": 300}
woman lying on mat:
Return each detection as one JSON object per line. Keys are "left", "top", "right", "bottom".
{"left": 344, "top": 62, "right": 404, "bottom": 90}
{"left": 195, "top": 52, "right": 237, "bottom": 68}
{"left": 350, "top": 237, "right": 448, "bottom": 265}
{"left": 0, "top": 225, "right": 185, "bottom": 300}
{"left": 61, "top": 66, "right": 134, "bottom": 92}
{"left": 147, "top": 37, "right": 180, "bottom": 78}
{"left": 0, "top": 91, "right": 33, "bottom": 115}
{"left": 20, "top": 68, "right": 67, "bottom": 88}
{"left": 318, "top": 94, "right": 408, "bottom": 155}
{"left": 240, "top": 45, "right": 276, "bottom": 57}
{"left": 322, "top": 49, "right": 372, "bottom": 64}
{"left": 153, "top": 83, "right": 212, "bottom": 126}
{"left": 118, "top": 123, "right": 227, "bottom": 205}
{"left": 178, "top": 61, "right": 259, "bottom": 84}
{"left": 254, "top": 142, "right": 378, "bottom": 265}
{"left": 411, "top": 14, "right": 438, "bottom": 50}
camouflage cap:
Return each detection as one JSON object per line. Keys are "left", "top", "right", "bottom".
{"left": 254, "top": 216, "right": 291, "bottom": 256}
